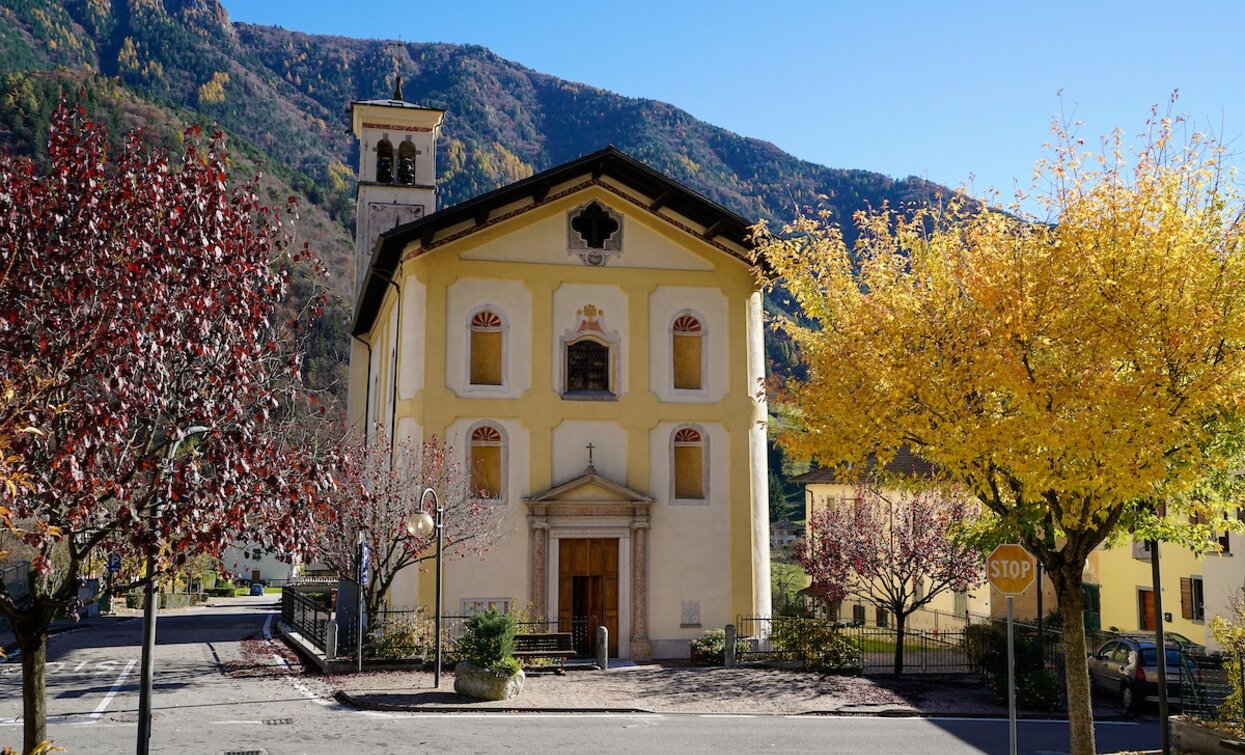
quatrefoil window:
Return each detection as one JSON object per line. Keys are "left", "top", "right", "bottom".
{"left": 567, "top": 201, "right": 623, "bottom": 266}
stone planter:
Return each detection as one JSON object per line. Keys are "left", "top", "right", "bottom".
{"left": 453, "top": 660, "right": 525, "bottom": 701}
{"left": 1171, "top": 715, "right": 1245, "bottom": 754}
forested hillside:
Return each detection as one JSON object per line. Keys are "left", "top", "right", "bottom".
{"left": 0, "top": 0, "right": 954, "bottom": 509}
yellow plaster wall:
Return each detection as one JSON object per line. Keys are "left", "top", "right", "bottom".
{"left": 1095, "top": 540, "right": 1206, "bottom": 645}
{"left": 353, "top": 186, "right": 765, "bottom": 656}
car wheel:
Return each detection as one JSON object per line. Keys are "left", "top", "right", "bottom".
{"left": 1120, "top": 683, "right": 1136, "bottom": 713}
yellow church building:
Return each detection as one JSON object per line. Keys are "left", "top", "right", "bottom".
{"left": 345, "top": 86, "right": 772, "bottom": 660}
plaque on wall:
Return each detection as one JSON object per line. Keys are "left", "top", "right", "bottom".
{"left": 367, "top": 202, "right": 424, "bottom": 250}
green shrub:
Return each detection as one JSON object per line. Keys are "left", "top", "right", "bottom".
{"left": 769, "top": 617, "right": 860, "bottom": 672}
{"left": 964, "top": 622, "right": 1060, "bottom": 711}
{"left": 363, "top": 609, "right": 464, "bottom": 662}
{"left": 459, "top": 608, "right": 518, "bottom": 674}
{"left": 690, "top": 628, "right": 742, "bottom": 665}
{"left": 125, "top": 591, "right": 142, "bottom": 609}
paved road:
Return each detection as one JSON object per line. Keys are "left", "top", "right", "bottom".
{"left": 0, "top": 598, "right": 1162, "bottom": 754}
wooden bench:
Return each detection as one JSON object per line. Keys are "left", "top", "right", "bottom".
{"left": 513, "top": 632, "right": 577, "bottom": 673}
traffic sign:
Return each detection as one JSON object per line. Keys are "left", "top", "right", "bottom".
{"left": 987, "top": 544, "right": 1036, "bottom": 595}
{"left": 107, "top": 554, "right": 121, "bottom": 574}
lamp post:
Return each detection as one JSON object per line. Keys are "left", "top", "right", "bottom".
{"left": 138, "top": 425, "right": 208, "bottom": 755}
{"left": 406, "top": 487, "right": 444, "bottom": 687}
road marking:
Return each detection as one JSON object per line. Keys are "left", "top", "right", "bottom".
{"left": 391, "top": 713, "right": 667, "bottom": 720}
{"left": 271, "top": 654, "right": 333, "bottom": 708}
{"left": 700, "top": 714, "right": 754, "bottom": 718}
{"left": 262, "top": 610, "right": 394, "bottom": 719}
{"left": 781, "top": 715, "right": 1143, "bottom": 725}
{"left": 211, "top": 720, "right": 266, "bottom": 725}
{"left": 87, "top": 658, "right": 137, "bottom": 721}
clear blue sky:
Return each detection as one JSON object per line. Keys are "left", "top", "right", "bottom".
{"left": 225, "top": 1, "right": 1245, "bottom": 198}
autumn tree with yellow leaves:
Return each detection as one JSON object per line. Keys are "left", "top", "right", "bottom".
{"left": 757, "top": 108, "right": 1245, "bottom": 755}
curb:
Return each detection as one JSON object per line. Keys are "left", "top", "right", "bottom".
{"left": 333, "top": 689, "right": 653, "bottom": 714}
{"left": 331, "top": 691, "right": 1140, "bottom": 721}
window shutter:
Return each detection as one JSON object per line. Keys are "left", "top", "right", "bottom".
{"left": 1180, "top": 577, "right": 1194, "bottom": 621}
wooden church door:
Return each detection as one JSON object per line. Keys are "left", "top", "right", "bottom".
{"left": 558, "top": 538, "right": 619, "bottom": 657}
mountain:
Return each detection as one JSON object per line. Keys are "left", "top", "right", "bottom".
{"left": 0, "top": 0, "right": 951, "bottom": 402}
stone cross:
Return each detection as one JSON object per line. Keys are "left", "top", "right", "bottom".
{"left": 586, "top": 442, "right": 596, "bottom": 470}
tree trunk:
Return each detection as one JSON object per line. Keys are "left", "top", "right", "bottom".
{"left": 19, "top": 626, "right": 48, "bottom": 754}
{"left": 1053, "top": 565, "right": 1095, "bottom": 755}
{"left": 894, "top": 610, "right": 906, "bottom": 676}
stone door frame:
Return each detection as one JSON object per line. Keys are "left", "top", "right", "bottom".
{"left": 525, "top": 472, "right": 652, "bottom": 661}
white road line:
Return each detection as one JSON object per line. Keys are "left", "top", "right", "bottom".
{"left": 700, "top": 714, "right": 754, "bottom": 718}
{"left": 211, "top": 720, "right": 265, "bottom": 725}
{"left": 272, "top": 654, "right": 333, "bottom": 708}
{"left": 388, "top": 717, "right": 672, "bottom": 722}
{"left": 780, "top": 715, "right": 1142, "bottom": 725}
{"left": 87, "top": 658, "right": 137, "bottom": 721}
{"left": 263, "top": 611, "right": 394, "bottom": 719}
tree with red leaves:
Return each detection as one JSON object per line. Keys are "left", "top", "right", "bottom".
{"left": 318, "top": 432, "right": 506, "bottom": 618}
{"left": 798, "top": 484, "right": 983, "bottom": 675}
{"left": 0, "top": 103, "right": 342, "bottom": 752}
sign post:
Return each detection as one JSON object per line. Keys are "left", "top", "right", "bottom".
{"left": 356, "top": 535, "right": 370, "bottom": 673}
{"left": 987, "top": 544, "right": 1037, "bottom": 755}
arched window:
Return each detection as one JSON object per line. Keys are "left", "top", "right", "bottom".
{"left": 376, "top": 138, "right": 394, "bottom": 184}
{"left": 565, "top": 339, "right": 611, "bottom": 394}
{"left": 397, "top": 141, "right": 417, "bottom": 185}
{"left": 470, "top": 424, "right": 505, "bottom": 500}
{"left": 469, "top": 309, "right": 505, "bottom": 386}
{"left": 671, "top": 313, "right": 704, "bottom": 390}
{"left": 673, "top": 427, "right": 706, "bottom": 500}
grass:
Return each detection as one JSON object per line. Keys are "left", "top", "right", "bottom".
{"left": 854, "top": 637, "right": 926, "bottom": 653}
{"left": 233, "top": 585, "right": 283, "bottom": 596}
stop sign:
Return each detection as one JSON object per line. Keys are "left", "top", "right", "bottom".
{"left": 987, "top": 544, "right": 1036, "bottom": 595}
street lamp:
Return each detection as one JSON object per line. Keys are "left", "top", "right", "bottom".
{"left": 138, "top": 425, "right": 208, "bottom": 755}
{"left": 405, "top": 487, "right": 443, "bottom": 687}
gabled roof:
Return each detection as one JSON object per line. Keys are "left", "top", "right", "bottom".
{"left": 524, "top": 468, "right": 653, "bottom": 504}
{"left": 353, "top": 145, "right": 756, "bottom": 336}
{"left": 790, "top": 447, "right": 939, "bottom": 485}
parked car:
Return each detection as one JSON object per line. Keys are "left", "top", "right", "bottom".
{"left": 1112, "top": 630, "right": 1207, "bottom": 657}
{"left": 1088, "top": 637, "right": 1199, "bottom": 712}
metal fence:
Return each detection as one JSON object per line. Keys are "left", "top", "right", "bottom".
{"left": 357, "top": 611, "right": 592, "bottom": 661}
{"left": 1180, "top": 651, "right": 1238, "bottom": 723}
{"left": 735, "top": 614, "right": 978, "bottom": 674}
{"left": 281, "top": 588, "right": 332, "bottom": 653}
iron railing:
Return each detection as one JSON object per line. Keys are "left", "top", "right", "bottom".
{"left": 1180, "top": 651, "right": 1236, "bottom": 723}
{"left": 358, "top": 611, "right": 593, "bottom": 661}
{"left": 736, "top": 614, "right": 980, "bottom": 674}
{"left": 281, "top": 588, "right": 332, "bottom": 653}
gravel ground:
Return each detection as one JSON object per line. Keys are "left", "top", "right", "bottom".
{"left": 314, "top": 662, "right": 1114, "bottom": 716}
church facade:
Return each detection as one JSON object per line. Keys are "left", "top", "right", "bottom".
{"left": 346, "top": 89, "right": 771, "bottom": 660}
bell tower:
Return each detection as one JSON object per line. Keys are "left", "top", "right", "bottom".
{"left": 349, "top": 76, "right": 445, "bottom": 297}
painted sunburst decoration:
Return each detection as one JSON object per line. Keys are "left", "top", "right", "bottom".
{"left": 674, "top": 428, "right": 702, "bottom": 444}
{"left": 471, "top": 310, "right": 503, "bottom": 329}
{"left": 673, "top": 315, "right": 702, "bottom": 333}
{"left": 471, "top": 426, "right": 502, "bottom": 443}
